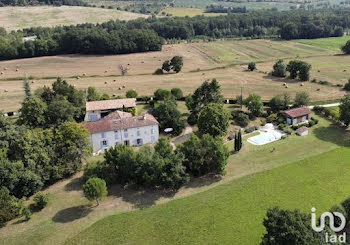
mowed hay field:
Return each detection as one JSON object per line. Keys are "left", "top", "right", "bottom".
{"left": 1, "top": 38, "right": 349, "bottom": 112}
{"left": 0, "top": 6, "right": 147, "bottom": 31}
{"left": 160, "top": 7, "right": 225, "bottom": 17}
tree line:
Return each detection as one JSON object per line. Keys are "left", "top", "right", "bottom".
{"left": 1, "top": 8, "right": 350, "bottom": 60}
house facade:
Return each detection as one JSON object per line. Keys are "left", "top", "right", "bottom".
{"left": 84, "top": 98, "right": 136, "bottom": 122}
{"left": 282, "top": 107, "right": 311, "bottom": 126}
{"left": 82, "top": 110, "right": 159, "bottom": 154}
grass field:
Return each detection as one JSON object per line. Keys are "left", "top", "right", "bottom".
{"left": 66, "top": 146, "right": 350, "bottom": 244}
{"left": 296, "top": 36, "right": 350, "bottom": 52}
{"left": 0, "top": 6, "right": 147, "bottom": 31}
{"left": 1, "top": 115, "right": 349, "bottom": 245}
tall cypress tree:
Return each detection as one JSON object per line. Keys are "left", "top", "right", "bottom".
{"left": 234, "top": 133, "right": 238, "bottom": 152}
{"left": 238, "top": 130, "right": 242, "bottom": 151}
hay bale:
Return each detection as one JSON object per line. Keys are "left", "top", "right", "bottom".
{"left": 112, "top": 94, "right": 116, "bottom": 97}
{"left": 4, "top": 67, "right": 8, "bottom": 70}
{"left": 283, "top": 83, "right": 286, "bottom": 86}
{"left": 83, "top": 73, "right": 86, "bottom": 76}
{"left": 300, "top": 83, "right": 304, "bottom": 86}
{"left": 122, "top": 85, "right": 125, "bottom": 88}
{"left": 118, "top": 87, "right": 122, "bottom": 90}
{"left": 113, "top": 79, "right": 116, "bottom": 82}
{"left": 31, "top": 81, "right": 35, "bottom": 84}
{"left": 4, "top": 89, "right": 8, "bottom": 92}
{"left": 15, "top": 68, "right": 19, "bottom": 72}
{"left": 104, "top": 82, "right": 107, "bottom": 84}
{"left": 0, "top": 72, "right": 3, "bottom": 75}
{"left": 317, "top": 88, "right": 321, "bottom": 91}
{"left": 285, "top": 85, "right": 288, "bottom": 88}
{"left": 104, "top": 70, "right": 108, "bottom": 73}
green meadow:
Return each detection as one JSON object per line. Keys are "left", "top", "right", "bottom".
{"left": 66, "top": 147, "right": 350, "bottom": 245}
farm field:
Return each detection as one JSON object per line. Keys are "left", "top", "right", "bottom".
{"left": 1, "top": 37, "right": 349, "bottom": 112}
{"left": 1, "top": 115, "right": 349, "bottom": 245}
{"left": 0, "top": 6, "right": 147, "bottom": 31}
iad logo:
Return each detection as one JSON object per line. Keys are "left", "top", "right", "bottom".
{"left": 311, "top": 207, "right": 346, "bottom": 243}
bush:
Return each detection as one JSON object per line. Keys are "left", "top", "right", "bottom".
{"left": 341, "top": 197, "right": 350, "bottom": 220}
{"left": 23, "top": 207, "right": 31, "bottom": 221}
{"left": 344, "top": 79, "right": 350, "bottom": 91}
{"left": 292, "top": 125, "right": 299, "bottom": 130}
{"left": 187, "top": 113, "right": 197, "bottom": 125}
{"left": 170, "top": 88, "right": 183, "bottom": 99}
{"left": 266, "top": 113, "right": 277, "bottom": 123}
{"left": 248, "top": 62, "right": 256, "bottom": 71}
{"left": 308, "top": 120, "right": 315, "bottom": 127}
{"left": 125, "top": 89, "right": 138, "bottom": 98}
{"left": 234, "top": 112, "right": 250, "bottom": 127}
{"left": 33, "top": 192, "right": 49, "bottom": 210}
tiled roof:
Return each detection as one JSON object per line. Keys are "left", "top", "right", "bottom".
{"left": 82, "top": 111, "right": 158, "bottom": 134}
{"left": 102, "top": 110, "right": 132, "bottom": 120}
{"left": 82, "top": 120, "right": 113, "bottom": 134}
{"left": 283, "top": 107, "right": 311, "bottom": 118}
{"left": 86, "top": 98, "right": 136, "bottom": 112}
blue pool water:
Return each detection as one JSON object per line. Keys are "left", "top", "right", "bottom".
{"left": 248, "top": 132, "right": 278, "bottom": 145}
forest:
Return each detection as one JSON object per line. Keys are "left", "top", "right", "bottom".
{"left": 0, "top": 8, "right": 349, "bottom": 60}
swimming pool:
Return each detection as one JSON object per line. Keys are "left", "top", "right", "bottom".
{"left": 247, "top": 131, "right": 282, "bottom": 145}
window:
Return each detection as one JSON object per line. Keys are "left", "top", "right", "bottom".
{"left": 151, "top": 136, "right": 156, "bottom": 143}
{"left": 137, "top": 138, "right": 142, "bottom": 145}
{"left": 124, "top": 140, "right": 130, "bottom": 146}
{"left": 101, "top": 132, "right": 106, "bottom": 138}
{"left": 91, "top": 115, "right": 98, "bottom": 121}
{"left": 115, "top": 132, "right": 119, "bottom": 140}
{"left": 124, "top": 129, "right": 128, "bottom": 138}
{"left": 101, "top": 140, "right": 108, "bottom": 147}
{"left": 137, "top": 129, "right": 141, "bottom": 136}
{"left": 151, "top": 128, "right": 155, "bottom": 134}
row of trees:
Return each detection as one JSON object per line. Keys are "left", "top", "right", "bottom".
{"left": 85, "top": 136, "right": 229, "bottom": 190}
{"left": 2, "top": 8, "right": 350, "bottom": 60}
{"left": 272, "top": 59, "right": 312, "bottom": 81}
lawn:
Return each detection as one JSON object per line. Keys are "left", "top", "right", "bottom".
{"left": 295, "top": 36, "right": 350, "bottom": 52}
{"left": 66, "top": 146, "right": 350, "bottom": 245}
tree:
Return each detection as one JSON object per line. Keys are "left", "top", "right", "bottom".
{"left": 54, "top": 122, "right": 90, "bottom": 179}
{"left": 245, "top": 94, "right": 264, "bottom": 117}
{"left": 280, "top": 22, "right": 298, "bottom": 40}
{"left": 294, "top": 92, "right": 310, "bottom": 107}
{"left": 170, "top": 56, "right": 183, "bottom": 73}
{"left": 23, "top": 79, "right": 32, "bottom": 100}
{"left": 154, "top": 89, "right": 171, "bottom": 100}
{"left": 170, "top": 88, "right": 183, "bottom": 99}
{"left": 198, "top": 103, "right": 230, "bottom": 137}
{"left": 340, "top": 94, "right": 350, "bottom": 126}
{"left": 186, "top": 79, "right": 224, "bottom": 123}
{"left": 0, "top": 187, "right": 23, "bottom": 225}
{"left": 153, "top": 100, "right": 185, "bottom": 135}
{"left": 342, "top": 40, "right": 350, "bottom": 54}
{"left": 261, "top": 207, "right": 321, "bottom": 245}
{"left": 177, "top": 134, "right": 229, "bottom": 176}
{"left": 234, "top": 131, "right": 242, "bottom": 152}
{"left": 47, "top": 97, "right": 76, "bottom": 126}
{"left": 271, "top": 59, "right": 286, "bottom": 77}
{"left": 282, "top": 92, "right": 291, "bottom": 109}
{"left": 248, "top": 62, "right": 256, "bottom": 71}
{"left": 286, "top": 60, "right": 311, "bottom": 81}
{"left": 269, "top": 95, "right": 283, "bottom": 112}
{"left": 87, "top": 86, "right": 100, "bottom": 101}
{"left": 162, "top": 60, "right": 171, "bottom": 72}
{"left": 83, "top": 177, "right": 108, "bottom": 205}
{"left": 126, "top": 89, "right": 138, "bottom": 98}
{"left": 18, "top": 97, "right": 47, "bottom": 128}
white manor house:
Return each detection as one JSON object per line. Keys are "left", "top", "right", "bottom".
{"left": 82, "top": 99, "right": 159, "bottom": 154}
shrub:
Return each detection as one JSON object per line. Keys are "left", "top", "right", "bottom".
{"left": 308, "top": 120, "right": 315, "bottom": 127}
{"left": 341, "top": 197, "right": 350, "bottom": 220}
{"left": 125, "top": 89, "right": 138, "bottom": 98}
{"left": 23, "top": 207, "right": 31, "bottom": 221}
{"left": 248, "top": 62, "right": 256, "bottom": 71}
{"left": 234, "top": 112, "right": 250, "bottom": 127}
{"left": 344, "top": 79, "right": 350, "bottom": 91}
{"left": 153, "top": 68, "right": 164, "bottom": 75}
{"left": 33, "top": 192, "right": 49, "bottom": 210}
{"left": 291, "top": 125, "right": 299, "bottom": 130}
{"left": 329, "top": 205, "right": 347, "bottom": 227}
{"left": 266, "top": 113, "right": 277, "bottom": 123}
